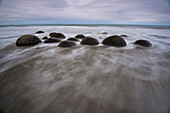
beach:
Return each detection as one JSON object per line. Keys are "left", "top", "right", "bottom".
{"left": 0, "top": 25, "right": 170, "bottom": 113}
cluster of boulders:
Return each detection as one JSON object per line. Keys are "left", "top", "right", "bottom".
{"left": 16, "top": 31, "right": 152, "bottom": 48}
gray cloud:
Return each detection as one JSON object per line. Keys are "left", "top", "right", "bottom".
{"left": 0, "top": 0, "right": 170, "bottom": 24}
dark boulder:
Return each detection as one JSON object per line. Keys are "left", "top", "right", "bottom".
{"left": 67, "top": 38, "right": 79, "bottom": 41}
{"left": 36, "top": 31, "right": 44, "bottom": 34}
{"left": 80, "top": 37, "right": 99, "bottom": 45}
{"left": 44, "top": 38, "right": 61, "bottom": 43}
{"left": 58, "top": 41, "right": 76, "bottom": 48}
{"left": 102, "top": 35, "right": 127, "bottom": 47}
{"left": 49, "top": 32, "right": 66, "bottom": 39}
{"left": 42, "top": 36, "right": 48, "bottom": 40}
{"left": 16, "top": 34, "right": 41, "bottom": 46}
{"left": 75, "top": 34, "right": 86, "bottom": 39}
{"left": 121, "top": 35, "right": 128, "bottom": 37}
{"left": 134, "top": 40, "right": 152, "bottom": 47}
{"left": 0, "top": 108, "right": 3, "bottom": 113}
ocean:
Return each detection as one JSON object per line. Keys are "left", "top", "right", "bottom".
{"left": 0, "top": 25, "right": 170, "bottom": 113}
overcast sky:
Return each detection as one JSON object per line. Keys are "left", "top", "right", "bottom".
{"left": 0, "top": 0, "right": 170, "bottom": 25}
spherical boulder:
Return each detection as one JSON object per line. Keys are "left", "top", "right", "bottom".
{"left": 75, "top": 34, "right": 86, "bottom": 39}
{"left": 58, "top": 41, "right": 76, "bottom": 48}
{"left": 49, "top": 32, "right": 65, "bottom": 39}
{"left": 80, "top": 37, "right": 99, "bottom": 45}
{"left": 44, "top": 38, "right": 61, "bottom": 43}
{"left": 16, "top": 34, "right": 41, "bottom": 46}
{"left": 134, "top": 40, "right": 152, "bottom": 47}
{"left": 36, "top": 31, "right": 44, "bottom": 34}
{"left": 67, "top": 38, "right": 79, "bottom": 41}
{"left": 102, "top": 35, "right": 127, "bottom": 47}
{"left": 42, "top": 36, "right": 48, "bottom": 40}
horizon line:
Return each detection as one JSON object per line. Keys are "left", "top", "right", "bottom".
{"left": 0, "top": 23, "right": 170, "bottom": 27}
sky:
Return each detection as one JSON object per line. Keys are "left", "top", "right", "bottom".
{"left": 0, "top": 0, "right": 170, "bottom": 25}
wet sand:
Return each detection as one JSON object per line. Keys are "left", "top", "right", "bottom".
{"left": 0, "top": 45, "right": 170, "bottom": 113}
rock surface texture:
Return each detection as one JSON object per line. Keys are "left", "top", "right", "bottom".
{"left": 102, "top": 35, "right": 127, "bottom": 47}
{"left": 16, "top": 34, "right": 41, "bottom": 46}
{"left": 134, "top": 40, "right": 152, "bottom": 47}
{"left": 80, "top": 37, "right": 99, "bottom": 45}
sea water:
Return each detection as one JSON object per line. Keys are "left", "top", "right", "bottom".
{"left": 0, "top": 25, "right": 170, "bottom": 113}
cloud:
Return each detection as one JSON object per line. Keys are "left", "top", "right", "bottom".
{"left": 0, "top": 0, "right": 170, "bottom": 25}
{"left": 66, "top": 0, "right": 93, "bottom": 6}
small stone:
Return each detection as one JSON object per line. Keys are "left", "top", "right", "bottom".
{"left": 36, "top": 31, "right": 44, "bottom": 34}
{"left": 75, "top": 34, "right": 86, "bottom": 39}
{"left": 120, "top": 35, "right": 128, "bottom": 37}
{"left": 49, "top": 32, "right": 66, "bottom": 39}
{"left": 101, "top": 32, "right": 108, "bottom": 34}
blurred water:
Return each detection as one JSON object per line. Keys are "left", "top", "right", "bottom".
{"left": 0, "top": 25, "right": 170, "bottom": 113}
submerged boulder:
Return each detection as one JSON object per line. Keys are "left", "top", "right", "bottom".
{"left": 36, "top": 31, "right": 44, "bottom": 34}
{"left": 49, "top": 32, "right": 65, "bottom": 39}
{"left": 67, "top": 38, "right": 79, "bottom": 41}
{"left": 120, "top": 35, "right": 128, "bottom": 37}
{"left": 75, "top": 34, "right": 86, "bottom": 39}
{"left": 58, "top": 41, "right": 76, "bottom": 48}
{"left": 44, "top": 38, "right": 61, "bottom": 43}
{"left": 134, "top": 40, "right": 152, "bottom": 47}
{"left": 42, "top": 36, "right": 48, "bottom": 40}
{"left": 102, "top": 35, "right": 127, "bottom": 47}
{"left": 101, "top": 32, "right": 108, "bottom": 34}
{"left": 16, "top": 34, "right": 41, "bottom": 46}
{"left": 80, "top": 37, "right": 99, "bottom": 45}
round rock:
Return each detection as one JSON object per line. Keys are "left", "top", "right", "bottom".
{"left": 80, "top": 37, "right": 99, "bottom": 45}
{"left": 67, "top": 38, "right": 79, "bottom": 41}
{"left": 36, "top": 31, "right": 44, "bottom": 34}
{"left": 44, "top": 38, "right": 61, "bottom": 43}
{"left": 49, "top": 32, "right": 65, "bottom": 39}
{"left": 16, "top": 34, "right": 41, "bottom": 46}
{"left": 134, "top": 40, "right": 152, "bottom": 47}
{"left": 102, "top": 35, "right": 127, "bottom": 47}
{"left": 58, "top": 41, "right": 76, "bottom": 48}
{"left": 75, "top": 34, "right": 86, "bottom": 39}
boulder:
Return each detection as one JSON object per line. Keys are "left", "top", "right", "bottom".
{"left": 58, "top": 41, "right": 76, "bottom": 48}
{"left": 75, "top": 34, "right": 86, "bottom": 39}
{"left": 44, "top": 38, "right": 61, "bottom": 43}
{"left": 120, "top": 35, "right": 128, "bottom": 37}
{"left": 101, "top": 32, "right": 108, "bottom": 34}
{"left": 42, "top": 36, "right": 48, "bottom": 40}
{"left": 102, "top": 35, "right": 127, "bottom": 47}
{"left": 67, "top": 38, "right": 79, "bottom": 41}
{"left": 36, "top": 31, "right": 44, "bottom": 34}
{"left": 80, "top": 37, "right": 99, "bottom": 45}
{"left": 49, "top": 32, "right": 65, "bottom": 39}
{"left": 16, "top": 34, "right": 41, "bottom": 46}
{"left": 134, "top": 40, "right": 152, "bottom": 47}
